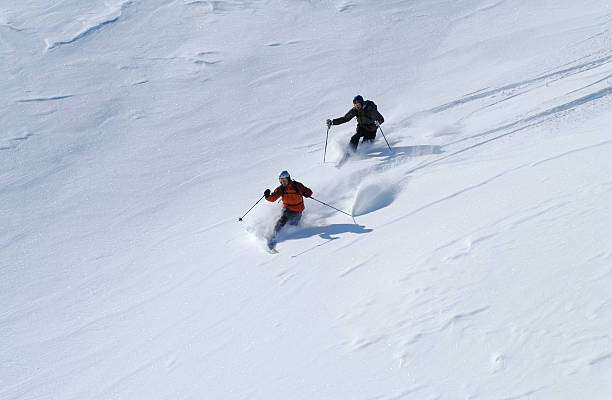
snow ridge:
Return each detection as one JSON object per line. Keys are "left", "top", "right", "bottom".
{"left": 45, "top": 1, "right": 132, "bottom": 50}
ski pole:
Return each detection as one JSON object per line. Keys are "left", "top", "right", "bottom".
{"left": 377, "top": 125, "right": 392, "bottom": 152}
{"left": 238, "top": 194, "right": 265, "bottom": 221}
{"left": 323, "top": 125, "right": 330, "bottom": 163}
{"left": 309, "top": 196, "right": 357, "bottom": 224}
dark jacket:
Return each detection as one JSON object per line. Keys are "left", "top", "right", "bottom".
{"left": 265, "top": 180, "right": 312, "bottom": 212}
{"left": 332, "top": 100, "right": 384, "bottom": 133}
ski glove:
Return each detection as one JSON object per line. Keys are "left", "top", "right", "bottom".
{"left": 375, "top": 120, "right": 381, "bottom": 127}
{"left": 326, "top": 119, "right": 332, "bottom": 128}
{"left": 302, "top": 192, "right": 311, "bottom": 197}
{"left": 264, "top": 189, "right": 271, "bottom": 197}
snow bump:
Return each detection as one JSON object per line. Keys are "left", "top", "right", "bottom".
{"left": 352, "top": 180, "right": 401, "bottom": 216}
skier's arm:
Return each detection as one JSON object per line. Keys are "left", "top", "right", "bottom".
{"left": 374, "top": 109, "right": 384, "bottom": 124}
{"left": 265, "top": 186, "right": 282, "bottom": 202}
{"left": 298, "top": 183, "right": 313, "bottom": 198}
{"left": 332, "top": 108, "right": 357, "bottom": 125}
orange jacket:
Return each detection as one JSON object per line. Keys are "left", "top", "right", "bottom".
{"left": 266, "top": 180, "right": 312, "bottom": 212}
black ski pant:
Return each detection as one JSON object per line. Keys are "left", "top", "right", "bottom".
{"left": 274, "top": 208, "right": 302, "bottom": 233}
{"left": 350, "top": 127, "right": 377, "bottom": 152}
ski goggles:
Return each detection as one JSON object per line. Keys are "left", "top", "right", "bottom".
{"left": 279, "top": 177, "right": 289, "bottom": 183}
{"left": 353, "top": 102, "right": 362, "bottom": 109}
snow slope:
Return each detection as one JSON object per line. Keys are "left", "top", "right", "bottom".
{"left": 2, "top": 0, "right": 612, "bottom": 399}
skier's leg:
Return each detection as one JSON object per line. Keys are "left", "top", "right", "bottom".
{"left": 349, "top": 131, "right": 364, "bottom": 152}
{"left": 362, "top": 129, "right": 376, "bottom": 144}
{"left": 287, "top": 210, "right": 302, "bottom": 226}
{"left": 274, "top": 210, "right": 289, "bottom": 232}
{"left": 349, "top": 134, "right": 360, "bottom": 152}
{"left": 268, "top": 209, "right": 289, "bottom": 248}
{"left": 350, "top": 128, "right": 371, "bottom": 151}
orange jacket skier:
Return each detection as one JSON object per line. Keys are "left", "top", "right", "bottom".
{"left": 264, "top": 170, "right": 312, "bottom": 249}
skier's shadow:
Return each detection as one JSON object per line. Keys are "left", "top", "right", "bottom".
{"left": 278, "top": 223, "right": 372, "bottom": 244}
{"left": 364, "top": 144, "right": 443, "bottom": 161}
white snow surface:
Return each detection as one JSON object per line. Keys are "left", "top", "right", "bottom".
{"left": 2, "top": 0, "right": 612, "bottom": 399}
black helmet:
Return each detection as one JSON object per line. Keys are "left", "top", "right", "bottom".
{"left": 353, "top": 95, "right": 364, "bottom": 106}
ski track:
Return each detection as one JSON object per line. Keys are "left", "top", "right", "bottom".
{"left": 337, "top": 255, "right": 377, "bottom": 278}
{"left": 428, "top": 53, "right": 612, "bottom": 114}
{"left": 530, "top": 140, "right": 612, "bottom": 167}
{"left": 445, "top": 85, "right": 612, "bottom": 146}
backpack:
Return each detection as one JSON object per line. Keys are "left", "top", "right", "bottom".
{"left": 363, "top": 100, "right": 377, "bottom": 111}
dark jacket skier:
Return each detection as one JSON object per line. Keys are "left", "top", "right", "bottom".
{"left": 327, "top": 95, "right": 384, "bottom": 151}
{"left": 264, "top": 170, "right": 313, "bottom": 248}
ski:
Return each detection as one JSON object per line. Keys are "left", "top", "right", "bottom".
{"left": 267, "top": 237, "right": 278, "bottom": 253}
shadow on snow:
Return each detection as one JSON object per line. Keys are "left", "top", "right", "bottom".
{"left": 364, "top": 144, "right": 443, "bottom": 161}
{"left": 277, "top": 223, "right": 372, "bottom": 244}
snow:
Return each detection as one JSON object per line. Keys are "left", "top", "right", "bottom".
{"left": 2, "top": 0, "right": 612, "bottom": 399}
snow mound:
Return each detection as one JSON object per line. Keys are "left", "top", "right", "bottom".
{"left": 352, "top": 179, "right": 401, "bottom": 216}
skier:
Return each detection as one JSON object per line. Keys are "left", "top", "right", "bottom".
{"left": 326, "top": 95, "right": 385, "bottom": 152}
{"left": 264, "top": 170, "right": 313, "bottom": 250}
